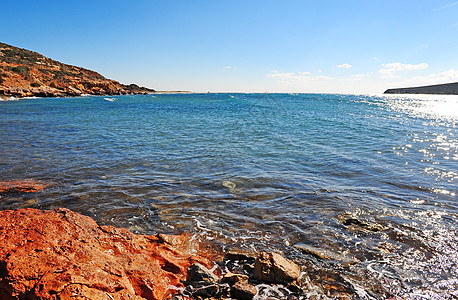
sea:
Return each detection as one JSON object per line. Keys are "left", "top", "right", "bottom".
{"left": 0, "top": 93, "right": 457, "bottom": 298}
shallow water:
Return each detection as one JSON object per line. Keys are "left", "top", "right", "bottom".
{"left": 1, "top": 93, "right": 457, "bottom": 298}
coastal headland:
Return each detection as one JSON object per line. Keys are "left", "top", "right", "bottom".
{"left": 0, "top": 42, "right": 160, "bottom": 99}
{"left": 384, "top": 82, "right": 458, "bottom": 95}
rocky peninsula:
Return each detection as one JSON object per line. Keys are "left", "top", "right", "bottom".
{"left": 0, "top": 42, "right": 155, "bottom": 99}
{"left": 384, "top": 82, "right": 458, "bottom": 95}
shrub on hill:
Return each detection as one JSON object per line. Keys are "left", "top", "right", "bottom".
{"left": 11, "top": 66, "right": 30, "bottom": 76}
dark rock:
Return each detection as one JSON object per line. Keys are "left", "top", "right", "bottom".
{"left": 343, "top": 218, "right": 365, "bottom": 226}
{"left": 187, "top": 263, "right": 219, "bottom": 284}
{"left": 287, "top": 283, "right": 303, "bottom": 293}
{"left": 253, "top": 252, "right": 301, "bottom": 284}
{"left": 231, "top": 282, "right": 258, "bottom": 300}
{"left": 243, "top": 263, "right": 255, "bottom": 273}
{"left": 192, "top": 284, "right": 219, "bottom": 298}
{"left": 224, "top": 251, "right": 256, "bottom": 261}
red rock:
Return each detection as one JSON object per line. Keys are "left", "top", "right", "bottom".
{"left": 253, "top": 252, "right": 301, "bottom": 284}
{"left": 0, "top": 180, "right": 48, "bottom": 194}
{"left": 0, "top": 208, "right": 211, "bottom": 300}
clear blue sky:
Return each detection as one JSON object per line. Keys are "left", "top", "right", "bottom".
{"left": 3, "top": 0, "right": 458, "bottom": 93}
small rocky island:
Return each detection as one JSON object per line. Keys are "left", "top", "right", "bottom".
{"left": 0, "top": 42, "right": 155, "bottom": 99}
{"left": 384, "top": 82, "right": 458, "bottom": 95}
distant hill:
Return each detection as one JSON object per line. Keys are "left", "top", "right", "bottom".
{"left": 0, "top": 42, "right": 155, "bottom": 99}
{"left": 384, "top": 82, "right": 458, "bottom": 95}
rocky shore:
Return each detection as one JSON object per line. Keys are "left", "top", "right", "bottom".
{"left": 0, "top": 42, "right": 155, "bottom": 99}
{"left": 0, "top": 207, "right": 318, "bottom": 300}
{"left": 0, "top": 181, "right": 379, "bottom": 299}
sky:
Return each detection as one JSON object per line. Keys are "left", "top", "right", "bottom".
{"left": 3, "top": 0, "right": 458, "bottom": 93}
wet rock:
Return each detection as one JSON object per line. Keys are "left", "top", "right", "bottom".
{"left": 304, "top": 264, "right": 356, "bottom": 298}
{"left": 221, "top": 272, "right": 249, "bottom": 285}
{"left": 287, "top": 283, "right": 303, "bottom": 294}
{"left": 293, "top": 244, "right": 359, "bottom": 265}
{"left": 0, "top": 179, "right": 48, "bottom": 194}
{"left": 0, "top": 208, "right": 210, "bottom": 300}
{"left": 243, "top": 263, "right": 255, "bottom": 273}
{"left": 339, "top": 215, "right": 384, "bottom": 232}
{"left": 224, "top": 251, "right": 255, "bottom": 261}
{"left": 187, "top": 263, "right": 219, "bottom": 284}
{"left": 343, "top": 218, "right": 365, "bottom": 226}
{"left": 253, "top": 252, "right": 301, "bottom": 284}
{"left": 192, "top": 284, "right": 219, "bottom": 298}
{"left": 231, "top": 282, "right": 258, "bottom": 300}
{"left": 222, "top": 251, "right": 256, "bottom": 277}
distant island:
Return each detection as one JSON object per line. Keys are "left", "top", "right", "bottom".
{"left": 0, "top": 42, "right": 157, "bottom": 99}
{"left": 384, "top": 82, "right": 458, "bottom": 95}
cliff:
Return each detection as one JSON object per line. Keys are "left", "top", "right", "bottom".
{"left": 0, "top": 42, "right": 155, "bottom": 99}
{"left": 384, "top": 82, "right": 458, "bottom": 95}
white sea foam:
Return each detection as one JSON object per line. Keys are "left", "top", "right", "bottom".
{"left": 0, "top": 96, "right": 18, "bottom": 101}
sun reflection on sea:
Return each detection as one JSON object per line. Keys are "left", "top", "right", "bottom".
{"left": 380, "top": 94, "right": 458, "bottom": 198}
{"left": 383, "top": 94, "right": 458, "bottom": 120}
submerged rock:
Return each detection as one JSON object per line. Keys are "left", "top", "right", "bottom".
{"left": 253, "top": 252, "right": 301, "bottom": 284}
{"left": 0, "top": 208, "right": 211, "bottom": 300}
{"left": 0, "top": 179, "right": 48, "bottom": 194}
{"left": 338, "top": 214, "right": 385, "bottom": 232}
{"left": 293, "top": 244, "right": 359, "bottom": 265}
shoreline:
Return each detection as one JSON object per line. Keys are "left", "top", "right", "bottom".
{"left": 0, "top": 180, "right": 384, "bottom": 299}
{"left": 0, "top": 91, "right": 193, "bottom": 101}
{"left": 4, "top": 91, "right": 458, "bottom": 101}
{"left": 0, "top": 206, "right": 357, "bottom": 300}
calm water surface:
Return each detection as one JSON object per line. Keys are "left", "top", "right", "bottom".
{"left": 1, "top": 93, "right": 457, "bottom": 298}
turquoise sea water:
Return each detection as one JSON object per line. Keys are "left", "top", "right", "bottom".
{"left": 0, "top": 93, "right": 457, "bottom": 298}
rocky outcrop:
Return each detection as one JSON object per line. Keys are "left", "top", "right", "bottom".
{"left": 0, "top": 42, "right": 155, "bottom": 99}
{"left": 0, "top": 208, "right": 211, "bottom": 299}
{"left": 384, "top": 82, "right": 458, "bottom": 95}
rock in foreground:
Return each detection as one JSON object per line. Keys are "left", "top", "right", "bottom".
{"left": 0, "top": 208, "right": 211, "bottom": 300}
{"left": 253, "top": 252, "right": 301, "bottom": 284}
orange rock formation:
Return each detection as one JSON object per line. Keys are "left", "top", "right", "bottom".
{"left": 0, "top": 208, "right": 211, "bottom": 299}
